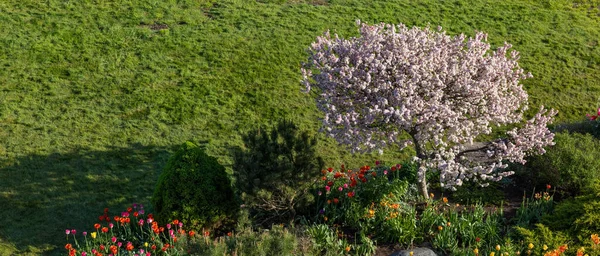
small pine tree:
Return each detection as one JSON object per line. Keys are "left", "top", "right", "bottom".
{"left": 233, "top": 120, "right": 324, "bottom": 226}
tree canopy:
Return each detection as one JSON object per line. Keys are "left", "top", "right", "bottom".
{"left": 302, "top": 21, "right": 557, "bottom": 197}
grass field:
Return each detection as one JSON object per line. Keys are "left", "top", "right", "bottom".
{"left": 0, "top": 0, "right": 599, "bottom": 254}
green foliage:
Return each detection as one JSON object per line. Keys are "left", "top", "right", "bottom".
{"left": 191, "top": 220, "right": 308, "bottom": 256}
{"left": 233, "top": 120, "right": 324, "bottom": 226}
{"left": 305, "top": 224, "right": 346, "bottom": 255}
{"left": 305, "top": 224, "right": 376, "bottom": 256}
{"left": 512, "top": 132, "right": 600, "bottom": 197}
{"left": 315, "top": 163, "right": 419, "bottom": 243}
{"left": 512, "top": 224, "right": 570, "bottom": 255}
{"left": 316, "top": 162, "right": 508, "bottom": 254}
{"left": 391, "top": 160, "right": 439, "bottom": 188}
{"left": 426, "top": 204, "right": 504, "bottom": 255}
{"left": 232, "top": 225, "right": 301, "bottom": 256}
{"left": 541, "top": 181, "right": 600, "bottom": 239}
{"left": 356, "top": 164, "right": 415, "bottom": 206}
{"left": 153, "top": 142, "right": 237, "bottom": 231}
{"left": 391, "top": 161, "right": 419, "bottom": 183}
{"left": 513, "top": 188, "right": 555, "bottom": 228}
{"left": 451, "top": 181, "right": 506, "bottom": 206}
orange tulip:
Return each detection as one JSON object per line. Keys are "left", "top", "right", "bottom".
{"left": 110, "top": 245, "right": 118, "bottom": 255}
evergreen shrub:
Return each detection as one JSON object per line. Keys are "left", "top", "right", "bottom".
{"left": 511, "top": 131, "right": 600, "bottom": 197}
{"left": 233, "top": 120, "right": 324, "bottom": 226}
{"left": 153, "top": 141, "right": 238, "bottom": 231}
{"left": 541, "top": 181, "right": 600, "bottom": 239}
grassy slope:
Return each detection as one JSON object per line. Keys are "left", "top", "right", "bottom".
{"left": 0, "top": 0, "right": 598, "bottom": 254}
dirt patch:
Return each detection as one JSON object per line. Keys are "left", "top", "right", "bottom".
{"left": 149, "top": 23, "right": 169, "bottom": 31}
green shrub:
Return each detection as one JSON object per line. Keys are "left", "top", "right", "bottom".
{"left": 512, "top": 224, "right": 570, "bottom": 256}
{"left": 511, "top": 131, "right": 600, "bottom": 197}
{"left": 306, "top": 223, "right": 376, "bottom": 256}
{"left": 233, "top": 120, "right": 324, "bottom": 226}
{"left": 190, "top": 211, "right": 311, "bottom": 256}
{"left": 541, "top": 180, "right": 600, "bottom": 240}
{"left": 153, "top": 141, "right": 238, "bottom": 231}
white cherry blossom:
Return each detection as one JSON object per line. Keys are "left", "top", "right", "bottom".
{"left": 302, "top": 21, "right": 557, "bottom": 198}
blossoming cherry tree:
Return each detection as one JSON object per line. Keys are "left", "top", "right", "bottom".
{"left": 302, "top": 21, "right": 557, "bottom": 198}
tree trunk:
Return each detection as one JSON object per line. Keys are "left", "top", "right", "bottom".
{"left": 418, "top": 169, "right": 429, "bottom": 200}
{"left": 412, "top": 134, "right": 429, "bottom": 200}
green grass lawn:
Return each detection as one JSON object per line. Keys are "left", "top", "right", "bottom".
{"left": 0, "top": 0, "right": 599, "bottom": 254}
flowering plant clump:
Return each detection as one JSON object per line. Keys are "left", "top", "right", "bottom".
{"left": 316, "top": 162, "right": 403, "bottom": 222}
{"left": 513, "top": 185, "right": 555, "bottom": 228}
{"left": 542, "top": 244, "right": 569, "bottom": 256}
{"left": 586, "top": 106, "right": 600, "bottom": 136}
{"left": 315, "top": 161, "right": 426, "bottom": 244}
{"left": 65, "top": 204, "right": 196, "bottom": 256}
{"left": 586, "top": 107, "right": 600, "bottom": 121}
{"left": 302, "top": 20, "right": 557, "bottom": 198}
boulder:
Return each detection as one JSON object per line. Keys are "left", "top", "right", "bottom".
{"left": 389, "top": 247, "right": 438, "bottom": 256}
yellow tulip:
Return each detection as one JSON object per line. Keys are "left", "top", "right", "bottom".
{"left": 543, "top": 244, "right": 548, "bottom": 251}
{"left": 473, "top": 248, "right": 479, "bottom": 255}
{"left": 490, "top": 252, "right": 495, "bottom": 256}
{"left": 528, "top": 243, "right": 534, "bottom": 249}
{"left": 91, "top": 232, "right": 97, "bottom": 239}
{"left": 495, "top": 244, "right": 501, "bottom": 251}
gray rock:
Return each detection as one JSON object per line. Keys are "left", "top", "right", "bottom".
{"left": 389, "top": 247, "right": 438, "bottom": 256}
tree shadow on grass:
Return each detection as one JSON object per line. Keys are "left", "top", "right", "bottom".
{"left": 0, "top": 143, "right": 172, "bottom": 255}
{"left": 552, "top": 119, "right": 599, "bottom": 138}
